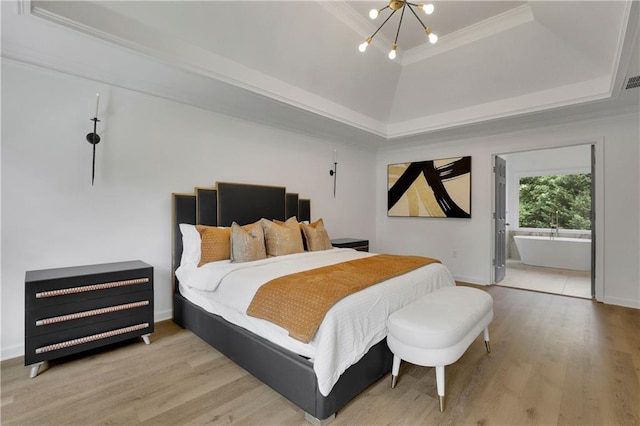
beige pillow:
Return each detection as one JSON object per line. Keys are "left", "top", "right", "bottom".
{"left": 261, "top": 217, "right": 304, "bottom": 257}
{"left": 230, "top": 221, "right": 266, "bottom": 263}
{"left": 301, "top": 218, "right": 332, "bottom": 252}
{"left": 196, "top": 225, "right": 231, "bottom": 266}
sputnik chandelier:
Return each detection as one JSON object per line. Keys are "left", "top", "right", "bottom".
{"left": 358, "top": 0, "right": 438, "bottom": 60}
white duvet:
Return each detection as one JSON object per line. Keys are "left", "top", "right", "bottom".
{"left": 176, "top": 248, "right": 455, "bottom": 396}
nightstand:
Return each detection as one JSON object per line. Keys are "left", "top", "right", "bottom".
{"left": 331, "top": 238, "right": 369, "bottom": 252}
{"left": 25, "top": 260, "right": 154, "bottom": 378}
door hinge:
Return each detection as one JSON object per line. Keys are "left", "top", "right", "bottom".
{"left": 493, "top": 166, "right": 496, "bottom": 173}
{"left": 492, "top": 259, "right": 496, "bottom": 266}
{"left": 492, "top": 212, "right": 496, "bottom": 219}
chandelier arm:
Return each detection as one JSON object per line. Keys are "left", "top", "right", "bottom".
{"left": 407, "top": 4, "right": 428, "bottom": 30}
{"left": 369, "top": 9, "right": 398, "bottom": 39}
{"left": 393, "top": 4, "right": 407, "bottom": 44}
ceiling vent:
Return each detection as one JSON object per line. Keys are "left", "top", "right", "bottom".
{"left": 625, "top": 75, "right": 640, "bottom": 89}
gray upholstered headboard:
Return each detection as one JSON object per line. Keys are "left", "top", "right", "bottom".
{"left": 171, "top": 182, "right": 311, "bottom": 288}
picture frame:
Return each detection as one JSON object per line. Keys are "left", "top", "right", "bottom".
{"left": 387, "top": 156, "right": 471, "bottom": 218}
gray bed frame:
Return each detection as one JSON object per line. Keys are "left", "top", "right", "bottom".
{"left": 172, "top": 182, "right": 393, "bottom": 424}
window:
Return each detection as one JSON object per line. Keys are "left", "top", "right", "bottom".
{"left": 519, "top": 173, "right": 591, "bottom": 230}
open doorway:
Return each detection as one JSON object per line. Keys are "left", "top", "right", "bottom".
{"left": 494, "top": 145, "right": 594, "bottom": 299}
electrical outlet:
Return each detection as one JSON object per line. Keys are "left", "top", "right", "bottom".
{"left": 452, "top": 250, "right": 458, "bottom": 258}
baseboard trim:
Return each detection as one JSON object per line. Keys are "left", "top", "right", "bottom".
{"left": 1, "top": 344, "right": 24, "bottom": 362}
{"left": 154, "top": 309, "right": 173, "bottom": 323}
{"left": 453, "top": 275, "right": 487, "bottom": 285}
{"left": 603, "top": 296, "right": 640, "bottom": 309}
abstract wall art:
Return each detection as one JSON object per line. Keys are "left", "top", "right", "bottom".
{"left": 388, "top": 156, "right": 471, "bottom": 218}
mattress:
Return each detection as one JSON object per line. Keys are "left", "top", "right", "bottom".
{"left": 176, "top": 248, "right": 455, "bottom": 395}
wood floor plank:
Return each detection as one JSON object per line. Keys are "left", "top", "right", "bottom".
{"left": 2, "top": 285, "right": 639, "bottom": 425}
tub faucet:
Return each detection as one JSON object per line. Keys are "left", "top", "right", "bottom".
{"left": 550, "top": 211, "right": 559, "bottom": 239}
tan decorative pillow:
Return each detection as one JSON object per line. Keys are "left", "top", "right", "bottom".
{"left": 261, "top": 217, "right": 304, "bottom": 257}
{"left": 301, "top": 218, "right": 332, "bottom": 252}
{"left": 230, "top": 221, "right": 267, "bottom": 263}
{"left": 196, "top": 225, "right": 231, "bottom": 266}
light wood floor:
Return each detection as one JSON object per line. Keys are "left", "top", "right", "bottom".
{"left": 2, "top": 285, "right": 639, "bottom": 425}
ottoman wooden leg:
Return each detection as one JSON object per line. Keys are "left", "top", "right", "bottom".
{"left": 387, "top": 287, "right": 494, "bottom": 414}
{"left": 483, "top": 327, "right": 491, "bottom": 353}
{"left": 391, "top": 355, "right": 401, "bottom": 388}
{"left": 435, "top": 365, "right": 445, "bottom": 412}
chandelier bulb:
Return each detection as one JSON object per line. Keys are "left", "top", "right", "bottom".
{"left": 420, "top": 3, "right": 435, "bottom": 15}
{"left": 388, "top": 44, "right": 397, "bottom": 60}
{"left": 425, "top": 28, "right": 438, "bottom": 44}
{"left": 359, "top": 37, "right": 372, "bottom": 53}
{"left": 369, "top": 8, "right": 379, "bottom": 19}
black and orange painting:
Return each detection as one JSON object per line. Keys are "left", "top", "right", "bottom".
{"left": 388, "top": 157, "right": 471, "bottom": 218}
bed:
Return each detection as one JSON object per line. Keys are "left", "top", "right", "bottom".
{"left": 171, "top": 182, "right": 455, "bottom": 424}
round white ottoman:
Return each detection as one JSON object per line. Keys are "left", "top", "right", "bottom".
{"left": 387, "top": 286, "right": 493, "bottom": 412}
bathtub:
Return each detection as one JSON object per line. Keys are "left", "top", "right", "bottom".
{"left": 513, "top": 235, "right": 591, "bottom": 271}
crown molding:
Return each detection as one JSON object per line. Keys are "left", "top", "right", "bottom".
{"left": 386, "top": 76, "right": 612, "bottom": 139}
{"left": 28, "top": 3, "right": 388, "bottom": 138}
{"left": 402, "top": 4, "right": 534, "bottom": 66}
{"left": 608, "top": 0, "right": 637, "bottom": 95}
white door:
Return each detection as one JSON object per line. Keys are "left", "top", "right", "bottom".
{"left": 494, "top": 156, "right": 507, "bottom": 283}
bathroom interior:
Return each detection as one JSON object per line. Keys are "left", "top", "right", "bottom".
{"left": 498, "top": 145, "right": 593, "bottom": 299}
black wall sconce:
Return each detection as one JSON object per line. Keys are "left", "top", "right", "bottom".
{"left": 86, "top": 93, "right": 101, "bottom": 185}
{"left": 329, "top": 149, "right": 338, "bottom": 197}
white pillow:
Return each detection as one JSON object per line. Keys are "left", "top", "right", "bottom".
{"left": 179, "top": 223, "right": 201, "bottom": 266}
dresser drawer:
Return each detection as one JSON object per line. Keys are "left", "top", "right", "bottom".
{"left": 25, "top": 291, "right": 153, "bottom": 337}
{"left": 26, "top": 263, "right": 152, "bottom": 309}
{"left": 25, "top": 316, "right": 152, "bottom": 365}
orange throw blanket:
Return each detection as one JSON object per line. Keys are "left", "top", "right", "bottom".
{"left": 246, "top": 254, "right": 441, "bottom": 343}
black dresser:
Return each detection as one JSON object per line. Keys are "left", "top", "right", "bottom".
{"left": 25, "top": 260, "right": 154, "bottom": 378}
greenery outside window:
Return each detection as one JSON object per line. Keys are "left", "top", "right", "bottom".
{"left": 519, "top": 173, "right": 591, "bottom": 230}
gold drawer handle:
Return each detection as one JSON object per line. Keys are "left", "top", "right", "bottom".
{"left": 36, "top": 278, "right": 149, "bottom": 299}
{"left": 35, "top": 301, "right": 150, "bottom": 326}
{"left": 35, "top": 323, "right": 149, "bottom": 354}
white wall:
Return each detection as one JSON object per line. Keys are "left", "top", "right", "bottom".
{"left": 2, "top": 60, "right": 639, "bottom": 362}
{"left": 0, "top": 60, "right": 376, "bottom": 359}
{"left": 375, "top": 112, "right": 640, "bottom": 309}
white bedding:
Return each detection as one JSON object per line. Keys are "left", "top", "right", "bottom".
{"left": 176, "top": 248, "right": 455, "bottom": 396}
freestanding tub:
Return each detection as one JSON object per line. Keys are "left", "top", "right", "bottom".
{"left": 513, "top": 235, "right": 591, "bottom": 271}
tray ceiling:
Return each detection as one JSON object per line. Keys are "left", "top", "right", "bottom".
{"left": 3, "top": 0, "right": 639, "bottom": 143}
